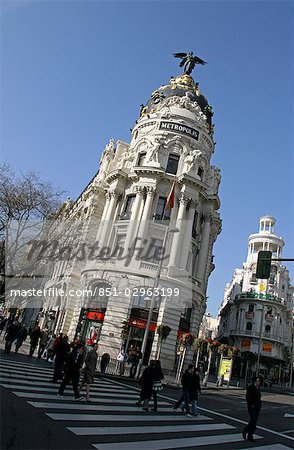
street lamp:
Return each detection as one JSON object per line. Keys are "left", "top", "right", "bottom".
{"left": 256, "top": 302, "right": 265, "bottom": 375}
{"left": 140, "top": 225, "right": 179, "bottom": 367}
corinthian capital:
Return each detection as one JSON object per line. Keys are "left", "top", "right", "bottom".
{"left": 133, "top": 185, "right": 145, "bottom": 195}
{"left": 178, "top": 194, "right": 189, "bottom": 205}
{"left": 146, "top": 186, "right": 156, "bottom": 196}
{"left": 203, "top": 212, "right": 213, "bottom": 223}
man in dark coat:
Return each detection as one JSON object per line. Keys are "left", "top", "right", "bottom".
{"left": 189, "top": 367, "right": 201, "bottom": 416}
{"left": 29, "top": 326, "right": 41, "bottom": 356}
{"left": 4, "top": 321, "right": 20, "bottom": 354}
{"left": 57, "top": 344, "right": 85, "bottom": 400}
{"left": 51, "top": 335, "right": 70, "bottom": 383}
{"left": 242, "top": 376, "right": 262, "bottom": 442}
{"left": 15, "top": 324, "right": 28, "bottom": 353}
{"left": 139, "top": 360, "right": 155, "bottom": 411}
{"left": 173, "top": 364, "right": 194, "bottom": 416}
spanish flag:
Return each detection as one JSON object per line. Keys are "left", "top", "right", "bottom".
{"left": 165, "top": 180, "right": 176, "bottom": 210}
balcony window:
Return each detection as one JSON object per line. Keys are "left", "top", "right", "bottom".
{"left": 166, "top": 154, "right": 179, "bottom": 175}
{"left": 154, "top": 196, "right": 171, "bottom": 221}
{"left": 248, "top": 304, "right": 254, "bottom": 313}
{"left": 246, "top": 322, "right": 253, "bottom": 331}
{"left": 121, "top": 195, "right": 135, "bottom": 220}
{"left": 264, "top": 324, "right": 271, "bottom": 334}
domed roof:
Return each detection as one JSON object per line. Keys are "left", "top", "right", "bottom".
{"left": 142, "top": 74, "right": 210, "bottom": 115}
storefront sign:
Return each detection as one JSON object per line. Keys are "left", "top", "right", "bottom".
{"left": 129, "top": 318, "right": 156, "bottom": 331}
{"left": 159, "top": 121, "right": 199, "bottom": 140}
{"left": 241, "top": 339, "right": 251, "bottom": 350}
{"left": 86, "top": 311, "right": 105, "bottom": 321}
{"left": 262, "top": 342, "right": 272, "bottom": 353}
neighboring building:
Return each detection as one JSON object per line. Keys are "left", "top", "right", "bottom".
{"left": 40, "top": 68, "right": 222, "bottom": 372}
{"left": 198, "top": 312, "right": 219, "bottom": 339}
{"left": 218, "top": 216, "right": 294, "bottom": 381}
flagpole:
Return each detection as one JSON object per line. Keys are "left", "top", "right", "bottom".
{"left": 139, "top": 179, "right": 177, "bottom": 371}
{"left": 140, "top": 224, "right": 169, "bottom": 366}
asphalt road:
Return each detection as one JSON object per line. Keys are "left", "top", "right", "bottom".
{"left": 1, "top": 350, "right": 293, "bottom": 450}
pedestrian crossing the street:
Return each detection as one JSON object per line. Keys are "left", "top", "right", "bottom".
{"left": 1, "top": 358, "right": 293, "bottom": 450}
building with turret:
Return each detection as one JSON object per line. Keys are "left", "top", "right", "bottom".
{"left": 40, "top": 63, "right": 222, "bottom": 372}
{"left": 218, "top": 216, "right": 294, "bottom": 382}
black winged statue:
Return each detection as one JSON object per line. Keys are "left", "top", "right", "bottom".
{"left": 173, "top": 52, "right": 207, "bottom": 75}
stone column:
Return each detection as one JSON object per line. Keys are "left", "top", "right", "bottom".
{"left": 136, "top": 187, "right": 156, "bottom": 241}
{"left": 123, "top": 186, "right": 144, "bottom": 256}
{"left": 96, "top": 192, "right": 111, "bottom": 243}
{"left": 169, "top": 195, "right": 189, "bottom": 268}
{"left": 99, "top": 190, "right": 119, "bottom": 248}
{"left": 179, "top": 200, "right": 197, "bottom": 270}
{"left": 196, "top": 213, "right": 212, "bottom": 283}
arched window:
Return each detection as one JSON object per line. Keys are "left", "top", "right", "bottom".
{"left": 264, "top": 324, "right": 271, "bottom": 334}
{"left": 246, "top": 322, "right": 253, "bottom": 331}
{"left": 248, "top": 304, "right": 254, "bottom": 313}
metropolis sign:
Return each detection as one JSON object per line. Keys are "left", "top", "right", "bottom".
{"left": 159, "top": 121, "right": 199, "bottom": 140}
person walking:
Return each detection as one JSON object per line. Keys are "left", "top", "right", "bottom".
{"left": 15, "top": 324, "right": 28, "bottom": 354}
{"left": 189, "top": 367, "right": 201, "bottom": 416}
{"left": 38, "top": 328, "right": 48, "bottom": 358}
{"left": 51, "top": 335, "right": 70, "bottom": 382}
{"left": 129, "top": 346, "right": 142, "bottom": 378}
{"left": 4, "top": 321, "right": 20, "bottom": 354}
{"left": 100, "top": 352, "right": 110, "bottom": 373}
{"left": 79, "top": 343, "right": 98, "bottom": 401}
{"left": 138, "top": 360, "right": 155, "bottom": 411}
{"left": 151, "top": 359, "right": 164, "bottom": 412}
{"left": 173, "top": 364, "right": 194, "bottom": 417}
{"left": 46, "top": 333, "right": 56, "bottom": 362}
{"left": 57, "top": 344, "right": 85, "bottom": 400}
{"left": 242, "top": 376, "right": 262, "bottom": 442}
{"left": 29, "top": 326, "right": 41, "bottom": 357}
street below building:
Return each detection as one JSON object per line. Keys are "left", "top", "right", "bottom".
{"left": 1, "top": 349, "right": 293, "bottom": 450}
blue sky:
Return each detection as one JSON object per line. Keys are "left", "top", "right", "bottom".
{"left": 1, "top": 1, "right": 293, "bottom": 316}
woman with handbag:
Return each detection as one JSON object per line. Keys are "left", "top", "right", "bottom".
{"left": 152, "top": 359, "right": 164, "bottom": 412}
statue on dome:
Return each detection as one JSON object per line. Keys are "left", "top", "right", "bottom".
{"left": 173, "top": 52, "right": 207, "bottom": 75}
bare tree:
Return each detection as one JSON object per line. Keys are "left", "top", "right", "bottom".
{"left": 0, "top": 163, "right": 66, "bottom": 302}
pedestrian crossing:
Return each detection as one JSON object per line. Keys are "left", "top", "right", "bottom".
{"left": 0, "top": 358, "right": 293, "bottom": 450}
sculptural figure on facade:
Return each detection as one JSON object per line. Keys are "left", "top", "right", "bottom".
{"left": 98, "top": 138, "right": 115, "bottom": 180}
{"left": 116, "top": 149, "right": 133, "bottom": 170}
{"left": 146, "top": 138, "right": 164, "bottom": 165}
{"left": 182, "top": 149, "right": 202, "bottom": 174}
{"left": 207, "top": 166, "right": 221, "bottom": 194}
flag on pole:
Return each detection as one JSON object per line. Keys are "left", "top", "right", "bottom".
{"left": 165, "top": 180, "right": 176, "bottom": 210}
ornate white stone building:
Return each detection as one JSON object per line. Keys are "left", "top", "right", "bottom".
{"left": 41, "top": 71, "right": 222, "bottom": 371}
{"left": 218, "top": 216, "right": 294, "bottom": 379}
